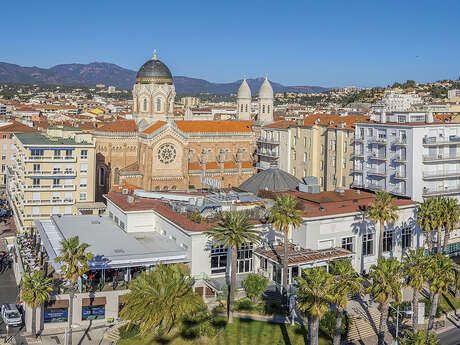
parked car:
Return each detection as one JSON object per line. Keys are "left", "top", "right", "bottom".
{"left": 1, "top": 304, "right": 22, "bottom": 326}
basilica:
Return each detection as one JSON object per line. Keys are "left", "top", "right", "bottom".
{"left": 93, "top": 52, "right": 274, "bottom": 200}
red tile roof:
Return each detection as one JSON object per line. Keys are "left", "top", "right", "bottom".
{"left": 97, "top": 120, "right": 137, "bottom": 133}
{"left": 0, "top": 121, "right": 38, "bottom": 133}
{"left": 175, "top": 120, "right": 253, "bottom": 133}
{"left": 142, "top": 121, "right": 166, "bottom": 134}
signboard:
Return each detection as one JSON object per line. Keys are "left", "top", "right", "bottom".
{"left": 418, "top": 302, "right": 425, "bottom": 324}
{"left": 44, "top": 308, "right": 68, "bottom": 323}
{"left": 200, "top": 173, "right": 221, "bottom": 189}
{"left": 82, "top": 306, "right": 105, "bottom": 317}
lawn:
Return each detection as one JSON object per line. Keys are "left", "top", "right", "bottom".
{"left": 439, "top": 293, "right": 460, "bottom": 313}
{"left": 117, "top": 317, "right": 331, "bottom": 345}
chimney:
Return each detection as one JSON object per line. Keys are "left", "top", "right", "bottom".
{"left": 381, "top": 111, "right": 387, "bottom": 123}
{"left": 426, "top": 111, "right": 434, "bottom": 124}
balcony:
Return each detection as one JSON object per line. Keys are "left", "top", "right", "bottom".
{"left": 367, "top": 170, "right": 387, "bottom": 177}
{"left": 393, "top": 156, "right": 407, "bottom": 163}
{"left": 394, "top": 172, "right": 407, "bottom": 180}
{"left": 351, "top": 167, "right": 363, "bottom": 173}
{"left": 422, "top": 154, "right": 460, "bottom": 163}
{"left": 370, "top": 152, "right": 387, "bottom": 160}
{"left": 394, "top": 138, "right": 407, "bottom": 146}
{"left": 24, "top": 184, "right": 76, "bottom": 191}
{"left": 25, "top": 155, "right": 77, "bottom": 162}
{"left": 367, "top": 184, "right": 385, "bottom": 191}
{"left": 351, "top": 152, "right": 364, "bottom": 159}
{"left": 423, "top": 170, "right": 460, "bottom": 179}
{"left": 423, "top": 186, "right": 460, "bottom": 197}
{"left": 256, "top": 150, "right": 279, "bottom": 159}
{"left": 23, "top": 198, "right": 74, "bottom": 206}
{"left": 423, "top": 135, "right": 460, "bottom": 146}
{"left": 351, "top": 182, "right": 366, "bottom": 188}
{"left": 257, "top": 137, "right": 280, "bottom": 144}
{"left": 25, "top": 170, "right": 77, "bottom": 177}
{"left": 390, "top": 188, "right": 407, "bottom": 197}
{"left": 352, "top": 137, "right": 364, "bottom": 143}
{"left": 369, "top": 137, "right": 387, "bottom": 145}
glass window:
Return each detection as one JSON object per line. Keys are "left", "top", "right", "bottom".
{"left": 80, "top": 178, "right": 87, "bottom": 189}
{"left": 402, "top": 227, "right": 412, "bottom": 249}
{"left": 383, "top": 230, "right": 393, "bottom": 252}
{"left": 81, "top": 164, "right": 88, "bottom": 175}
{"left": 82, "top": 305, "right": 105, "bottom": 320}
{"left": 80, "top": 150, "right": 88, "bottom": 160}
{"left": 362, "top": 234, "right": 374, "bottom": 256}
{"left": 237, "top": 243, "right": 253, "bottom": 273}
{"left": 342, "top": 237, "right": 353, "bottom": 252}
{"left": 54, "top": 150, "right": 61, "bottom": 157}
{"left": 80, "top": 192, "right": 87, "bottom": 201}
{"left": 211, "top": 245, "right": 227, "bottom": 274}
{"left": 143, "top": 98, "right": 147, "bottom": 111}
{"left": 33, "top": 178, "right": 40, "bottom": 186}
{"left": 156, "top": 98, "right": 161, "bottom": 112}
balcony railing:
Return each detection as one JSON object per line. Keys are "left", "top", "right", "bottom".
{"left": 422, "top": 154, "right": 460, "bottom": 163}
{"left": 423, "top": 171, "right": 460, "bottom": 179}
{"left": 23, "top": 198, "right": 74, "bottom": 205}
{"left": 256, "top": 150, "right": 280, "bottom": 158}
{"left": 25, "top": 156, "right": 77, "bottom": 162}
{"left": 369, "top": 137, "right": 387, "bottom": 145}
{"left": 367, "top": 170, "right": 387, "bottom": 177}
{"left": 351, "top": 167, "right": 363, "bottom": 173}
{"left": 370, "top": 152, "right": 387, "bottom": 160}
{"left": 257, "top": 137, "right": 280, "bottom": 144}
{"left": 394, "top": 172, "right": 407, "bottom": 180}
{"left": 394, "top": 156, "right": 407, "bottom": 163}
{"left": 351, "top": 182, "right": 366, "bottom": 188}
{"left": 24, "top": 184, "right": 76, "bottom": 191}
{"left": 394, "top": 138, "right": 407, "bottom": 145}
{"left": 351, "top": 152, "right": 364, "bottom": 159}
{"left": 423, "top": 135, "right": 460, "bottom": 146}
{"left": 423, "top": 186, "right": 460, "bottom": 197}
{"left": 256, "top": 162, "right": 279, "bottom": 170}
{"left": 390, "top": 188, "right": 407, "bottom": 196}
{"left": 25, "top": 170, "right": 77, "bottom": 176}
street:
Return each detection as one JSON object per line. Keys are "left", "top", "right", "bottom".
{"left": 0, "top": 258, "right": 25, "bottom": 344}
{"left": 439, "top": 327, "right": 460, "bottom": 345}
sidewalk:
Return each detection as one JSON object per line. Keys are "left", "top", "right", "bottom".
{"left": 24, "top": 324, "right": 114, "bottom": 345}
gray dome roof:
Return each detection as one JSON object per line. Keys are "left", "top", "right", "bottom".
{"left": 258, "top": 76, "right": 273, "bottom": 99}
{"left": 136, "top": 53, "right": 173, "bottom": 85}
{"left": 237, "top": 77, "right": 251, "bottom": 99}
{"left": 239, "top": 168, "right": 301, "bottom": 194}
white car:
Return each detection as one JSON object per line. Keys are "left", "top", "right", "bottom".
{"left": 1, "top": 304, "right": 22, "bottom": 326}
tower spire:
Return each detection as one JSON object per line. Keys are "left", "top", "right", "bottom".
{"left": 153, "top": 49, "right": 157, "bottom": 60}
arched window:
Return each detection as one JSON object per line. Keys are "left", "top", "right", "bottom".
{"left": 155, "top": 186, "right": 160, "bottom": 191}
{"left": 171, "top": 186, "right": 176, "bottom": 190}
{"left": 241, "top": 104, "right": 243, "bottom": 112}
{"left": 268, "top": 105, "right": 270, "bottom": 113}
{"left": 262, "top": 105, "right": 265, "bottom": 113}
{"left": 163, "top": 186, "right": 168, "bottom": 191}
{"left": 156, "top": 98, "right": 161, "bottom": 112}
{"left": 143, "top": 98, "right": 147, "bottom": 111}
{"left": 245, "top": 104, "right": 248, "bottom": 112}
{"left": 98, "top": 167, "right": 105, "bottom": 186}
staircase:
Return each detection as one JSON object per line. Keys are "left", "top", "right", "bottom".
{"left": 347, "top": 309, "right": 393, "bottom": 342}
{"left": 104, "top": 321, "right": 129, "bottom": 343}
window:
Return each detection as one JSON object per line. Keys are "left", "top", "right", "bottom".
{"left": 53, "top": 192, "right": 60, "bottom": 201}
{"left": 143, "top": 98, "right": 147, "bottom": 111}
{"left": 342, "top": 176, "right": 346, "bottom": 187}
{"left": 344, "top": 142, "right": 348, "bottom": 153}
{"left": 65, "top": 149, "right": 72, "bottom": 157}
{"left": 119, "top": 221, "right": 125, "bottom": 230}
{"left": 321, "top": 144, "right": 324, "bottom": 153}
{"left": 320, "top": 160, "right": 324, "bottom": 170}
{"left": 211, "top": 245, "right": 227, "bottom": 274}
{"left": 240, "top": 104, "right": 243, "bottom": 112}
{"left": 54, "top": 150, "right": 60, "bottom": 158}
{"left": 304, "top": 152, "right": 307, "bottom": 162}
{"left": 1, "top": 164, "right": 4, "bottom": 173}
{"left": 52, "top": 207, "right": 60, "bottom": 215}
{"left": 80, "top": 178, "right": 87, "bottom": 189}
{"left": 362, "top": 234, "right": 374, "bottom": 256}
{"left": 31, "top": 149, "right": 43, "bottom": 157}
{"left": 33, "top": 164, "right": 40, "bottom": 172}
{"left": 81, "top": 164, "right": 88, "bottom": 175}
{"left": 32, "top": 207, "right": 40, "bottom": 216}
{"left": 108, "top": 211, "right": 113, "bottom": 219}
{"left": 293, "top": 150, "right": 296, "bottom": 160}
{"left": 2, "top": 135, "right": 5, "bottom": 139}
{"left": 64, "top": 206, "right": 72, "bottom": 215}
{"left": 245, "top": 104, "right": 248, "bottom": 112}
{"left": 293, "top": 167, "right": 296, "bottom": 176}
{"left": 79, "top": 192, "right": 87, "bottom": 201}
{"left": 156, "top": 98, "right": 161, "bottom": 112}
{"left": 402, "top": 227, "right": 412, "bottom": 249}
{"left": 267, "top": 105, "right": 270, "bottom": 113}
{"left": 304, "top": 137, "right": 307, "bottom": 148}
{"left": 53, "top": 179, "right": 60, "bottom": 187}
{"left": 80, "top": 150, "right": 88, "bottom": 160}
{"left": 98, "top": 167, "right": 104, "bottom": 185}
{"left": 237, "top": 243, "right": 253, "bottom": 273}
{"left": 64, "top": 192, "right": 72, "bottom": 202}
{"left": 342, "top": 237, "right": 353, "bottom": 252}
{"left": 343, "top": 158, "right": 346, "bottom": 169}
{"left": 262, "top": 105, "right": 265, "bottom": 113}
{"left": 319, "top": 177, "right": 323, "bottom": 186}
{"left": 2, "top": 144, "right": 6, "bottom": 150}
{"left": 32, "top": 178, "right": 40, "bottom": 186}
{"left": 1, "top": 155, "right": 5, "bottom": 160}
{"left": 383, "top": 230, "right": 393, "bottom": 252}
{"left": 332, "top": 157, "right": 336, "bottom": 167}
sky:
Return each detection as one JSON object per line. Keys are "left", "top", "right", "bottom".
{"left": 1, "top": 0, "right": 459, "bottom": 87}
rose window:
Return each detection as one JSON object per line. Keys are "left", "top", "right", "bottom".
{"left": 158, "top": 143, "right": 176, "bottom": 164}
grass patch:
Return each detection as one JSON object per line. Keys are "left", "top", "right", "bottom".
{"left": 117, "top": 317, "right": 331, "bottom": 345}
{"left": 439, "top": 293, "right": 460, "bottom": 313}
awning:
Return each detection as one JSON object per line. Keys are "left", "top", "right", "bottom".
{"left": 82, "top": 297, "right": 106, "bottom": 306}
{"left": 46, "top": 299, "right": 69, "bottom": 308}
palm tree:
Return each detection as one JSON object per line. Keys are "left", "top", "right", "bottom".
{"left": 296, "top": 267, "right": 334, "bottom": 345}
{"left": 204, "top": 212, "right": 261, "bottom": 323}
{"left": 399, "top": 329, "right": 440, "bottom": 345}
{"left": 442, "top": 197, "right": 460, "bottom": 255}
{"left": 416, "top": 198, "right": 437, "bottom": 253}
{"left": 329, "top": 259, "right": 363, "bottom": 345}
{"left": 55, "top": 236, "right": 93, "bottom": 345}
{"left": 20, "top": 270, "right": 53, "bottom": 337}
{"left": 120, "top": 263, "right": 202, "bottom": 336}
{"left": 366, "top": 191, "right": 399, "bottom": 261}
{"left": 268, "top": 194, "right": 302, "bottom": 309}
{"left": 425, "top": 254, "right": 455, "bottom": 330}
{"left": 432, "top": 196, "right": 447, "bottom": 254}
{"left": 367, "top": 258, "right": 403, "bottom": 345}
{"left": 402, "top": 248, "right": 428, "bottom": 331}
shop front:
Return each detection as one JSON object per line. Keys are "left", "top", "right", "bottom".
{"left": 44, "top": 299, "right": 69, "bottom": 323}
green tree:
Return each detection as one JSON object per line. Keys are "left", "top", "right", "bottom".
{"left": 204, "top": 212, "right": 262, "bottom": 323}
{"left": 366, "top": 191, "right": 399, "bottom": 261}
{"left": 399, "top": 329, "right": 439, "bottom": 345}
{"left": 242, "top": 273, "right": 268, "bottom": 304}
{"left": 120, "top": 264, "right": 202, "bottom": 336}
{"left": 425, "top": 254, "right": 455, "bottom": 330}
{"left": 269, "top": 194, "right": 302, "bottom": 309}
{"left": 442, "top": 197, "right": 460, "bottom": 254}
{"left": 55, "top": 236, "right": 93, "bottom": 345}
{"left": 20, "top": 270, "right": 53, "bottom": 337}
{"left": 367, "top": 258, "right": 403, "bottom": 345}
{"left": 329, "top": 260, "right": 363, "bottom": 345}
{"left": 402, "top": 248, "right": 428, "bottom": 331}
{"left": 296, "top": 267, "right": 334, "bottom": 345}
{"left": 416, "top": 198, "right": 437, "bottom": 253}
{"left": 432, "top": 196, "right": 447, "bottom": 254}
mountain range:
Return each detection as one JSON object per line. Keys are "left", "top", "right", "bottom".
{"left": 0, "top": 62, "right": 328, "bottom": 95}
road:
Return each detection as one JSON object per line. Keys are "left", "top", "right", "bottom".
{"left": 439, "top": 327, "right": 460, "bottom": 345}
{"left": 0, "top": 258, "right": 25, "bottom": 344}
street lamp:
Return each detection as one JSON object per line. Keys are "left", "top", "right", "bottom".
{"left": 389, "top": 303, "right": 412, "bottom": 345}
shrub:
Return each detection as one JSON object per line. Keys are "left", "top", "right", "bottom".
{"left": 213, "top": 304, "right": 225, "bottom": 313}
{"left": 420, "top": 298, "right": 442, "bottom": 318}
{"left": 188, "top": 211, "right": 203, "bottom": 224}
{"left": 119, "top": 324, "right": 140, "bottom": 339}
{"left": 242, "top": 273, "right": 268, "bottom": 304}
{"left": 264, "top": 301, "right": 283, "bottom": 315}
{"left": 319, "top": 310, "right": 350, "bottom": 340}
{"left": 235, "top": 297, "right": 253, "bottom": 311}
{"left": 181, "top": 303, "right": 222, "bottom": 339}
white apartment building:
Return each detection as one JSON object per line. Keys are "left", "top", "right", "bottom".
{"left": 448, "top": 89, "right": 460, "bottom": 99}
{"left": 352, "top": 111, "right": 460, "bottom": 202}
{"left": 378, "top": 90, "right": 422, "bottom": 112}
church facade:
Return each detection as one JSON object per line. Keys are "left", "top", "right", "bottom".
{"left": 93, "top": 52, "right": 274, "bottom": 200}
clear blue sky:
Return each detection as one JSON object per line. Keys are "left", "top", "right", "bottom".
{"left": 1, "top": 0, "right": 459, "bottom": 87}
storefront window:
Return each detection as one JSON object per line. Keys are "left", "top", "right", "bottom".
{"left": 44, "top": 307, "right": 68, "bottom": 323}
{"left": 82, "top": 305, "right": 105, "bottom": 320}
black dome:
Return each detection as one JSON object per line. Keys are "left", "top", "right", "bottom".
{"left": 136, "top": 58, "right": 173, "bottom": 85}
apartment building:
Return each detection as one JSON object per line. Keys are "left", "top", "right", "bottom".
{"left": 0, "top": 121, "right": 37, "bottom": 188}
{"left": 7, "top": 128, "right": 96, "bottom": 232}
{"left": 256, "top": 115, "right": 369, "bottom": 191}
{"left": 378, "top": 90, "right": 422, "bottom": 112}
{"left": 352, "top": 111, "right": 460, "bottom": 202}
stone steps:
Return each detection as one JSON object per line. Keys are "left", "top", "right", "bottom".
{"left": 347, "top": 309, "right": 392, "bottom": 342}
{"left": 104, "top": 321, "right": 129, "bottom": 343}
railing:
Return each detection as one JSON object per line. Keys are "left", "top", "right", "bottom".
{"left": 351, "top": 152, "right": 364, "bottom": 158}
{"left": 394, "top": 172, "right": 407, "bottom": 179}
{"left": 390, "top": 188, "right": 407, "bottom": 196}
{"left": 423, "top": 171, "right": 460, "bottom": 179}
{"left": 423, "top": 136, "right": 460, "bottom": 146}
{"left": 256, "top": 150, "right": 280, "bottom": 158}
{"left": 257, "top": 137, "right": 280, "bottom": 144}
{"left": 370, "top": 152, "right": 387, "bottom": 160}
{"left": 25, "top": 170, "right": 77, "bottom": 176}
{"left": 24, "top": 184, "right": 75, "bottom": 191}
{"left": 394, "top": 138, "right": 407, "bottom": 145}
{"left": 422, "top": 154, "right": 460, "bottom": 162}
{"left": 23, "top": 198, "right": 74, "bottom": 205}
{"left": 367, "top": 170, "right": 387, "bottom": 177}
{"left": 256, "top": 162, "right": 279, "bottom": 170}
{"left": 351, "top": 182, "right": 366, "bottom": 188}
{"left": 25, "top": 156, "right": 76, "bottom": 162}
{"left": 394, "top": 156, "right": 407, "bottom": 163}
{"left": 423, "top": 186, "right": 460, "bottom": 196}
{"left": 369, "top": 137, "right": 387, "bottom": 144}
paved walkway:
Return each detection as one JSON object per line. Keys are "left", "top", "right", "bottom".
{"left": 26, "top": 325, "right": 114, "bottom": 345}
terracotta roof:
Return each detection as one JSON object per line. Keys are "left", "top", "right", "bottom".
{"left": 142, "top": 121, "right": 166, "bottom": 134}
{"left": 105, "top": 191, "right": 216, "bottom": 232}
{"left": 175, "top": 120, "right": 253, "bottom": 133}
{"left": 255, "top": 243, "right": 353, "bottom": 265}
{"left": 97, "top": 120, "right": 137, "bottom": 133}
{"left": 263, "top": 120, "right": 297, "bottom": 129}
{"left": 0, "top": 121, "right": 37, "bottom": 133}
